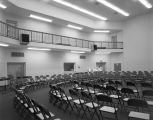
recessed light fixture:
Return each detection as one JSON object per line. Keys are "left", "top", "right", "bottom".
{"left": 27, "top": 47, "right": 51, "bottom": 51}
{"left": 0, "top": 3, "right": 7, "bottom": 9}
{"left": 52, "top": 0, "right": 107, "bottom": 20}
{"left": 0, "top": 43, "right": 9, "bottom": 47}
{"left": 94, "top": 30, "right": 110, "bottom": 33}
{"left": 96, "top": 0, "right": 130, "bottom": 17}
{"left": 29, "top": 14, "right": 52, "bottom": 22}
{"left": 138, "top": 0, "right": 152, "bottom": 9}
{"left": 95, "top": 52, "right": 111, "bottom": 55}
{"left": 71, "top": 51, "right": 85, "bottom": 54}
{"left": 67, "top": 24, "right": 83, "bottom": 30}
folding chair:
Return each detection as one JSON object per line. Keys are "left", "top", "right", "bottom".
{"left": 121, "top": 88, "right": 137, "bottom": 107}
{"left": 126, "top": 81, "right": 139, "bottom": 97}
{"left": 85, "top": 82, "right": 95, "bottom": 94}
{"left": 142, "top": 90, "right": 153, "bottom": 107}
{"left": 96, "top": 94, "right": 118, "bottom": 120}
{"left": 81, "top": 91, "right": 100, "bottom": 120}
{"left": 115, "top": 80, "right": 122, "bottom": 91}
{"left": 105, "top": 85, "right": 122, "bottom": 108}
{"left": 57, "top": 87, "right": 73, "bottom": 111}
{"left": 69, "top": 89, "right": 87, "bottom": 119}
{"left": 127, "top": 99, "right": 150, "bottom": 120}
{"left": 141, "top": 82, "right": 153, "bottom": 91}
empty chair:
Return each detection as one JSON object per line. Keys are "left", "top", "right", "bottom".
{"left": 81, "top": 91, "right": 100, "bottom": 120}
{"left": 142, "top": 90, "right": 153, "bottom": 106}
{"left": 141, "top": 82, "right": 153, "bottom": 90}
{"left": 126, "top": 81, "right": 140, "bottom": 97}
{"left": 127, "top": 99, "right": 150, "bottom": 120}
{"left": 96, "top": 94, "right": 118, "bottom": 120}
{"left": 69, "top": 89, "right": 87, "bottom": 119}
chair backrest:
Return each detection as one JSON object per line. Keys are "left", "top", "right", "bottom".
{"left": 93, "top": 84, "right": 101, "bottom": 90}
{"left": 81, "top": 91, "right": 92, "bottom": 101}
{"left": 115, "top": 81, "right": 122, "bottom": 86}
{"left": 69, "top": 89, "right": 78, "bottom": 99}
{"left": 121, "top": 88, "right": 134, "bottom": 94}
{"left": 141, "top": 82, "right": 152, "bottom": 88}
{"left": 126, "top": 81, "right": 135, "bottom": 87}
{"left": 127, "top": 99, "right": 148, "bottom": 108}
{"left": 86, "top": 82, "right": 92, "bottom": 88}
{"left": 142, "top": 90, "right": 153, "bottom": 97}
{"left": 106, "top": 85, "right": 116, "bottom": 91}
{"left": 96, "top": 94, "right": 112, "bottom": 103}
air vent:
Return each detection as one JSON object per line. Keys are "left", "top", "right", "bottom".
{"left": 80, "top": 55, "right": 86, "bottom": 59}
{"left": 11, "top": 52, "right": 24, "bottom": 57}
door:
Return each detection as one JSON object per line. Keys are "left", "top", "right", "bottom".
{"left": 111, "top": 35, "right": 117, "bottom": 49}
{"left": 114, "top": 63, "right": 121, "bottom": 72}
{"left": 7, "top": 62, "right": 25, "bottom": 79}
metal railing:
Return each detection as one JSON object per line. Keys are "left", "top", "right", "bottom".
{"left": 0, "top": 21, "right": 123, "bottom": 49}
{"left": 94, "top": 41, "right": 123, "bottom": 49}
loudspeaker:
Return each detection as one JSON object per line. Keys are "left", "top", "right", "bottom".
{"left": 21, "top": 34, "right": 29, "bottom": 45}
{"left": 93, "top": 45, "right": 97, "bottom": 50}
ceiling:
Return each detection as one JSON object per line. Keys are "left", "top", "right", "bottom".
{"left": 43, "top": 0, "right": 153, "bottom": 21}
{"left": 1, "top": 0, "right": 153, "bottom": 32}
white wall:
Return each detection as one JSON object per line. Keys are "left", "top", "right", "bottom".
{"left": 0, "top": 47, "right": 112, "bottom": 77}
{"left": 122, "top": 12, "right": 152, "bottom": 71}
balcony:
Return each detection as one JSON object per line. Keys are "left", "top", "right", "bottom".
{"left": 0, "top": 21, "right": 123, "bottom": 50}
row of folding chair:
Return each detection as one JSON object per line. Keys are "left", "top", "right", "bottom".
{"left": 17, "top": 81, "right": 49, "bottom": 93}
{"left": 49, "top": 81, "right": 152, "bottom": 120}
{"left": 13, "top": 88, "right": 61, "bottom": 120}
{"left": 49, "top": 84, "right": 119, "bottom": 120}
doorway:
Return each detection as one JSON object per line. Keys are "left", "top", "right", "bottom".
{"left": 114, "top": 63, "right": 121, "bottom": 72}
{"left": 111, "top": 35, "right": 117, "bottom": 49}
{"left": 7, "top": 62, "right": 25, "bottom": 79}
{"left": 96, "top": 62, "right": 106, "bottom": 71}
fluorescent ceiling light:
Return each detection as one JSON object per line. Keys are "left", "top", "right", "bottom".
{"left": 71, "top": 51, "right": 85, "bottom": 54}
{"left": 53, "top": 0, "right": 107, "bottom": 20}
{"left": 96, "top": 0, "right": 130, "bottom": 17}
{"left": 0, "top": 3, "right": 7, "bottom": 9}
{"left": 29, "top": 14, "right": 52, "bottom": 22}
{"left": 96, "top": 52, "right": 111, "bottom": 54}
{"left": 27, "top": 47, "right": 51, "bottom": 51}
{"left": 0, "top": 43, "right": 9, "bottom": 47}
{"left": 67, "top": 24, "right": 83, "bottom": 30}
{"left": 138, "top": 0, "right": 152, "bottom": 9}
{"left": 94, "top": 30, "right": 110, "bottom": 33}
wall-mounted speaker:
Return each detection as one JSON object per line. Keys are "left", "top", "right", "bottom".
{"left": 21, "top": 34, "right": 29, "bottom": 45}
{"left": 93, "top": 45, "right": 97, "bottom": 50}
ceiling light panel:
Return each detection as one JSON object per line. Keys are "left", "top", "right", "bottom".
{"left": 71, "top": 51, "right": 85, "bottom": 54}
{"left": 27, "top": 47, "right": 51, "bottom": 51}
{"left": 96, "top": 0, "right": 130, "bottom": 16}
{"left": 67, "top": 24, "right": 83, "bottom": 30}
{"left": 29, "top": 14, "right": 52, "bottom": 22}
{"left": 0, "top": 3, "right": 7, "bottom": 9}
{"left": 0, "top": 43, "right": 9, "bottom": 47}
{"left": 138, "top": 0, "right": 152, "bottom": 9}
{"left": 53, "top": 0, "right": 107, "bottom": 20}
{"left": 94, "top": 30, "right": 110, "bottom": 33}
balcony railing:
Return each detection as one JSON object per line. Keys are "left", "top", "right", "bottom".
{"left": 0, "top": 21, "right": 123, "bottom": 49}
{"left": 94, "top": 41, "right": 123, "bottom": 49}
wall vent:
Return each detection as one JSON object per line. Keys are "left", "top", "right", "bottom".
{"left": 11, "top": 52, "right": 24, "bottom": 57}
{"left": 80, "top": 55, "right": 86, "bottom": 59}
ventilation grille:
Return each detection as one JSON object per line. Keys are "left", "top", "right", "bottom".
{"left": 11, "top": 52, "right": 24, "bottom": 57}
{"left": 80, "top": 56, "right": 86, "bottom": 59}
